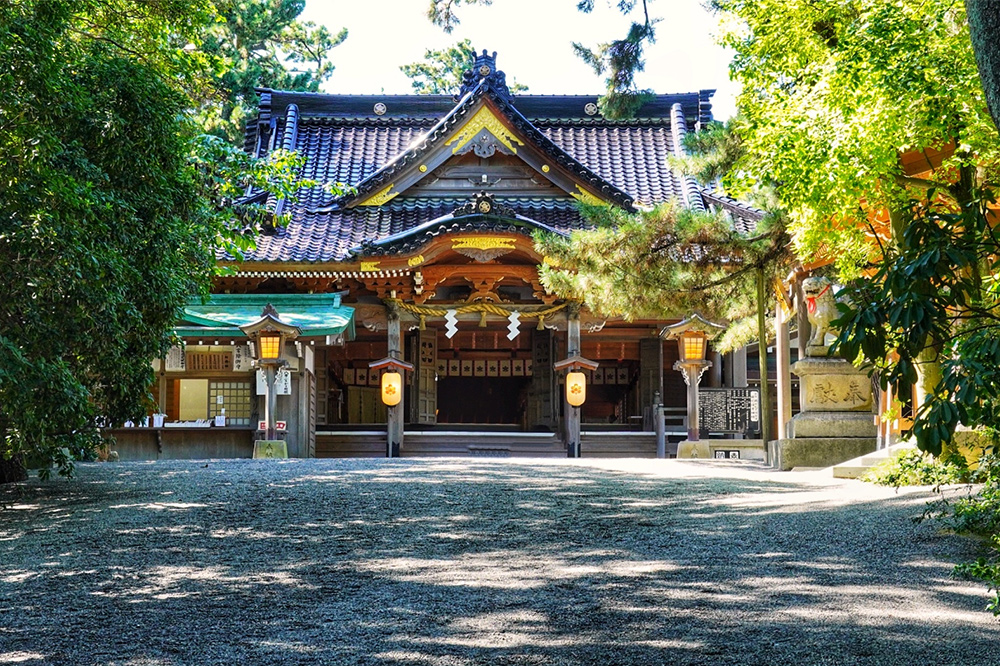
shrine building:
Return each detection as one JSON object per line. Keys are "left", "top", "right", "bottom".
{"left": 116, "top": 51, "right": 768, "bottom": 460}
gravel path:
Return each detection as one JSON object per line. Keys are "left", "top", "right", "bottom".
{"left": 1, "top": 458, "right": 997, "bottom": 665}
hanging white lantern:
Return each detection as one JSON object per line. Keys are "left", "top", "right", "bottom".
{"left": 566, "top": 371, "right": 587, "bottom": 407}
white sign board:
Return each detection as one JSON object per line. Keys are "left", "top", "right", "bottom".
{"left": 256, "top": 367, "right": 292, "bottom": 395}
{"left": 164, "top": 346, "right": 186, "bottom": 371}
{"left": 233, "top": 343, "right": 255, "bottom": 372}
{"left": 304, "top": 344, "right": 315, "bottom": 374}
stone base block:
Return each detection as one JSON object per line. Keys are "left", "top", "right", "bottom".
{"left": 677, "top": 439, "right": 766, "bottom": 461}
{"left": 793, "top": 357, "right": 873, "bottom": 412}
{"left": 768, "top": 438, "right": 876, "bottom": 471}
{"left": 253, "top": 440, "right": 288, "bottom": 459}
{"left": 787, "top": 411, "right": 877, "bottom": 438}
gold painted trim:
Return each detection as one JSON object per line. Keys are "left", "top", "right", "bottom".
{"left": 360, "top": 261, "right": 381, "bottom": 272}
{"left": 407, "top": 255, "right": 425, "bottom": 267}
{"left": 452, "top": 236, "right": 517, "bottom": 251}
{"left": 445, "top": 106, "right": 524, "bottom": 155}
{"left": 358, "top": 184, "right": 398, "bottom": 207}
{"left": 570, "top": 185, "right": 608, "bottom": 207}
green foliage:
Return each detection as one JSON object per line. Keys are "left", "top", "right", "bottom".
{"left": 0, "top": 0, "right": 321, "bottom": 480}
{"left": 536, "top": 203, "right": 787, "bottom": 337}
{"left": 674, "top": 121, "right": 744, "bottom": 190}
{"left": 834, "top": 189, "right": 1000, "bottom": 456}
{"left": 189, "top": 135, "right": 320, "bottom": 261}
{"left": 424, "top": 0, "right": 655, "bottom": 118}
{"left": 197, "top": 0, "right": 347, "bottom": 142}
{"left": 426, "top": 0, "right": 492, "bottom": 33}
{"left": 0, "top": 0, "right": 212, "bottom": 477}
{"left": 920, "top": 453, "right": 1000, "bottom": 614}
{"left": 573, "top": 18, "right": 656, "bottom": 120}
{"left": 711, "top": 0, "right": 1000, "bottom": 276}
{"left": 861, "top": 448, "right": 972, "bottom": 487}
{"left": 400, "top": 39, "right": 527, "bottom": 96}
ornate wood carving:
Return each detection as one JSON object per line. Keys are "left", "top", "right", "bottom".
{"left": 357, "top": 183, "right": 398, "bottom": 207}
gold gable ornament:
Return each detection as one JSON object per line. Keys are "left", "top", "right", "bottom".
{"left": 357, "top": 183, "right": 399, "bottom": 207}
{"left": 451, "top": 236, "right": 516, "bottom": 263}
{"left": 570, "top": 185, "right": 608, "bottom": 207}
{"left": 446, "top": 106, "right": 524, "bottom": 155}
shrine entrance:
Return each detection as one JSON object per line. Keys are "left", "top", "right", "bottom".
{"left": 435, "top": 376, "right": 531, "bottom": 426}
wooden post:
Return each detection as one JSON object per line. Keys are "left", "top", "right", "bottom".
{"left": 654, "top": 390, "right": 666, "bottom": 458}
{"left": 387, "top": 304, "right": 403, "bottom": 458}
{"left": 566, "top": 305, "right": 581, "bottom": 458}
{"left": 795, "top": 279, "right": 810, "bottom": 409}
{"left": 775, "top": 304, "right": 792, "bottom": 440}
{"left": 265, "top": 365, "right": 277, "bottom": 441}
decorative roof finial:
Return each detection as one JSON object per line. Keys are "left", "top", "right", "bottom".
{"left": 456, "top": 49, "right": 513, "bottom": 103}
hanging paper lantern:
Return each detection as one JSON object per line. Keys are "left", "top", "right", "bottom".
{"left": 566, "top": 371, "right": 587, "bottom": 407}
{"left": 381, "top": 371, "right": 402, "bottom": 406}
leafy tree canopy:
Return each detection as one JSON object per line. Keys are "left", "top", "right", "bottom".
{"left": 711, "top": 0, "right": 1000, "bottom": 457}
{"left": 198, "top": 0, "right": 347, "bottom": 142}
{"left": 536, "top": 201, "right": 788, "bottom": 352}
{"left": 711, "top": 0, "right": 999, "bottom": 275}
{"left": 0, "top": 0, "right": 317, "bottom": 481}
{"left": 425, "top": 0, "right": 654, "bottom": 118}
{"left": 401, "top": 39, "right": 527, "bottom": 96}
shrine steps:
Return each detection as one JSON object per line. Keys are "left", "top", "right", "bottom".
{"left": 831, "top": 442, "right": 917, "bottom": 479}
{"left": 314, "top": 430, "right": 566, "bottom": 458}
{"left": 580, "top": 432, "right": 659, "bottom": 458}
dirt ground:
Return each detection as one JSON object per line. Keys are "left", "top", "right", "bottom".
{"left": 1, "top": 457, "right": 997, "bottom": 665}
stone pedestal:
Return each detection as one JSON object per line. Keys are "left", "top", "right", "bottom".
{"left": 253, "top": 440, "right": 288, "bottom": 459}
{"left": 772, "top": 357, "right": 876, "bottom": 470}
{"left": 677, "top": 439, "right": 766, "bottom": 461}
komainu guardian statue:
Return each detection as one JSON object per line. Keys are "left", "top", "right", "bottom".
{"left": 802, "top": 276, "right": 841, "bottom": 356}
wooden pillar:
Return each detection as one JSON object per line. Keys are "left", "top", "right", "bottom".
{"left": 386, "top": 304, "right": 403, "bottom": 458}
{"left": 731, "top": 347, "right": 747, "bottom": 439}
{"left": 708, "top": 350, "right": 722, "bottom": 388}
{"left": 775, "top": 305, "right": 792, "bottom": 440}
{"left": 732, "top": 346, "right": 748, "bottom": 388}
{"left": 566, "top": 304, "right": 581, "bottom": 457}
{"left": 795, "top": 280, "right": 810, "bottom": 408}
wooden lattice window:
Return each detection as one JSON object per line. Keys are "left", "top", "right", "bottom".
{"left": 209, "top": 381, "right": 252, "bottom": 426}
{"left": 186, "top": 351, "right": 234, "bottom": 372}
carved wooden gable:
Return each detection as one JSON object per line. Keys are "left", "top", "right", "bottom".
{"left": 347, "top": 94, "right": 632, "bottom": 210}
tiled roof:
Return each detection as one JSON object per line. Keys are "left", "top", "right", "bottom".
{"left": 232, "top": 61, "right": 727, "bottom": 265}
{"left": 701, "top": 189, "right": 765, "bottom": 234}
{"left": 535, "top": 121, "right": 683, "bottom": 206}
{"left": 318, "top": 79, "right": 637, "bottom": 211}
{"left": 237, "top": 197, "right": 588, "bottom": 264}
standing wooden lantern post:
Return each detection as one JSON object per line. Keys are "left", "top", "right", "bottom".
{"left": 370, "top": 357, "right": 414, "bottom": 458}
{"left": 554, "top": 355, "right": 599, "bottom": 458}
{"left": 240, "top": 304, "right": 301, "bottom": 444}
{"left": 661, "top": 314, "right": 724, "bottom": 442}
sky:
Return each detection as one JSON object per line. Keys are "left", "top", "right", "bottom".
{"left": 300, "top": 0, "right": 737, "bottom": 120}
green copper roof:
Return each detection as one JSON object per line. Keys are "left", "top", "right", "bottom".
{"left": 176, "top": 294, "right": 355, "bottom": 339}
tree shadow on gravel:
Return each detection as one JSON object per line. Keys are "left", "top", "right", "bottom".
{"left": 0, "top": 458, "right": 996, "bottom": 665}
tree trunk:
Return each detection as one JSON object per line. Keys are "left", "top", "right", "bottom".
{"left": 0, "top": 455, "right": 27, "bottom": 484}
{"left": 757, "top": 267, "right": 774, "bottom": 448}
{"left": 966, "top": 0, "right": 1000, "bottom": 133}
